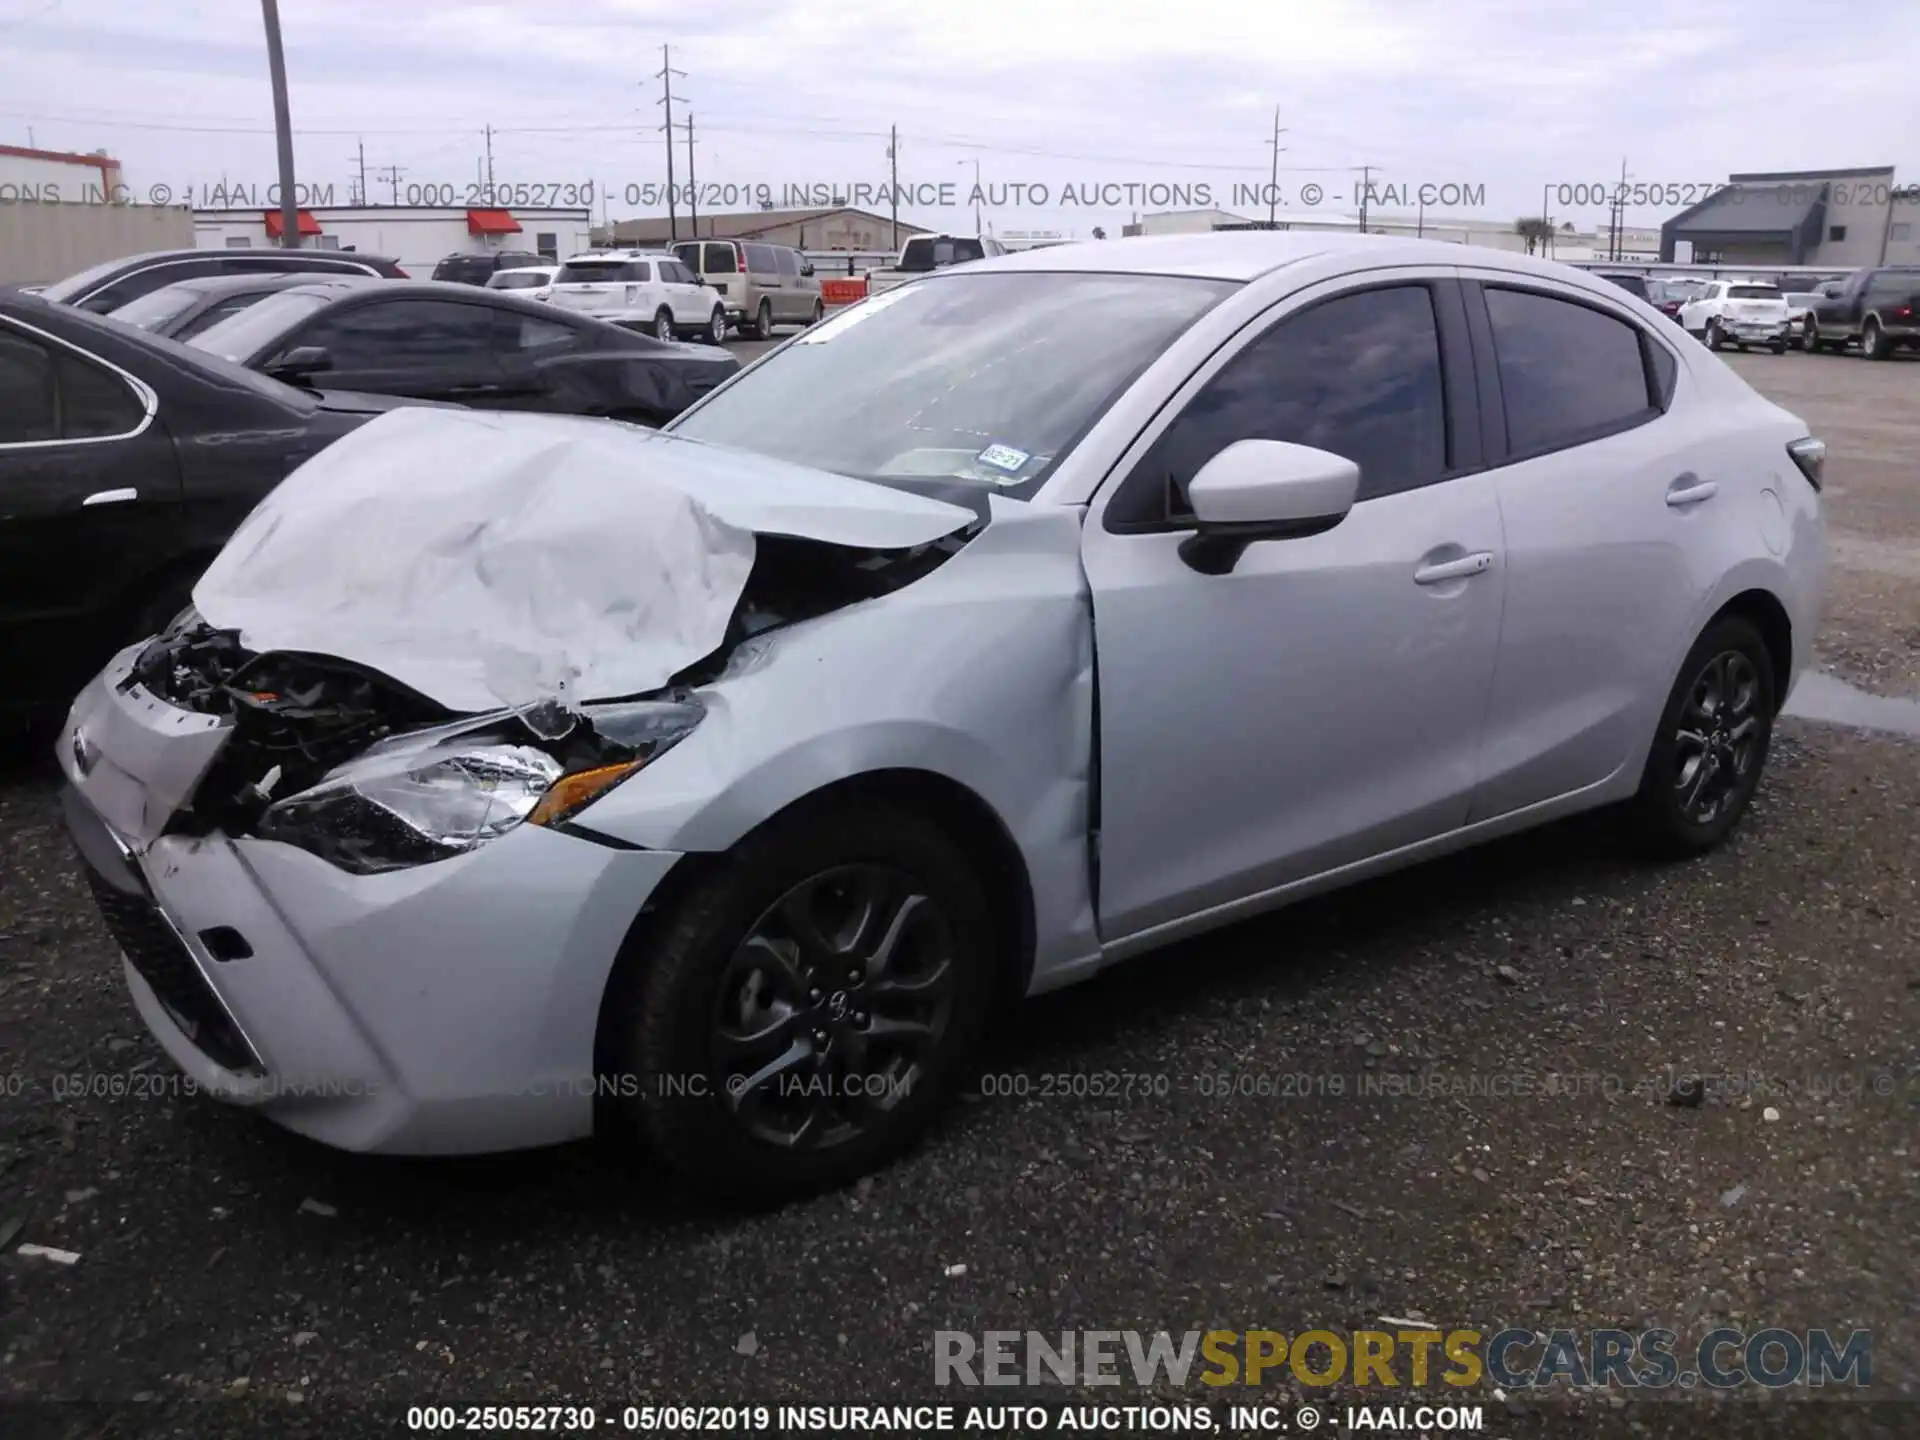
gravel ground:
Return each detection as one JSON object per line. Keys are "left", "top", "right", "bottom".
{"left": 1, "top": 350, "right": 1916, "bottom": 1440}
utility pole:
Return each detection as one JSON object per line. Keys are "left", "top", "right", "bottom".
{"left": 1609, "top": 156, "right": 1629, "bottom": 261}
{"left": 354, "top": 138, "right": 368, "bottom": 206}
{"left": 483, "top": 123, "right": 495, "bottom": 203}
{"left": 684, "top": 112, "right": 698, "bottom": 239}
{"left": 958, "top": 157, "right": 982, "bottom": 233}
{"left": 1265, "top": 108, "right": 1286, "bottom": 228}
{"left": 380, "top": 164, "right": 405, "bottom": 206}
{"left": 655, "top": 44, "right": 686, "bottom": 243}
{"left": 888, "top": 124, "right": 898, "bottom": 250}
{"left": 1357, "top": 165, "right": 1374, "bottom": 234}
{"left": 1417, "top": 195, "right": 1425, "bottom": 238}
{"left": 259, "top": 0, "right": 301, "bottom": 249}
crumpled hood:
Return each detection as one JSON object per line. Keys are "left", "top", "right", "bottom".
{"left": 191, "top": 407, "right": 976, "bottom": 712}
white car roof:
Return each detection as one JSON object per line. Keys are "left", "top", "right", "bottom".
{"left": 951, "top": 231, "right": 1636, "bottom": 285}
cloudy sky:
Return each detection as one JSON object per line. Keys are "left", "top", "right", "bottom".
{"left": 4, "top": 0, "right": 1918, "bottom": 240}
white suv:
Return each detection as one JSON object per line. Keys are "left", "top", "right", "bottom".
{"left": 547, "top": 250, "right": 728, "bottom": 345}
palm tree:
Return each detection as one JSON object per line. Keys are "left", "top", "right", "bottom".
{"left": 1513, "top": 216, "right": 1555, "bottom": 255}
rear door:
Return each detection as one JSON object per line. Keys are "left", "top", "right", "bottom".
{"left": 0, "top": 317, "right": 183, "bottom": 707}
{"left": 274, "top": 297, "right": 506, "bottom": 403}
{"left": 1456, "top": 272, "right": 1715, "bottom": 820}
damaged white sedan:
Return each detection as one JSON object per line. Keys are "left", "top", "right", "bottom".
{"left": 59, "top": 234, "right": 1825, "bottom": 1196}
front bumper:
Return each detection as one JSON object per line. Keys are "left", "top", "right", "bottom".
{"left": 59, "top": 649, "right": 685, "bottom": 1155}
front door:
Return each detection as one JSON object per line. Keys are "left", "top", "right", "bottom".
{"left": 1082, "top": 275, "right": 1506, "bottom": 942}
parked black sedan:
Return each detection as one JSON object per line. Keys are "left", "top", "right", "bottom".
{"left": 103, "top": 272, "right": 341, "bottom": 342}
{"left": 36, "top": 247, "right": 407, "bottom": 314}
{"left": 186, "top": 279, "right": 741, "bottom": 425}
{"left": 0, "top": 290, "right": 421, "bottom": 716}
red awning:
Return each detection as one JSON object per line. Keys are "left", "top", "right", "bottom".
{"left": 262, "top": 208, "right": 322, "bottom": 238}
{"left": 466, "top": 207, "right": 522, "bottom": 236}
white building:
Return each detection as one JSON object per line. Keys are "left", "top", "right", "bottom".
{"left": 0, "top": 142, "right": 124, "bottom": 203}
{"left": 192, "top": 205, "right": 594, "bottom": 274}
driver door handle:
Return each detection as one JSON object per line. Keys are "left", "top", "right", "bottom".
{"left": 81, "top": 487, "right": 139, "bottom": 507}
{"left": 1413, "top": 551, "right": 1494, "bottom": 585}
{"left": 1666, "top": 474, "right": 1719, "bottom": 507}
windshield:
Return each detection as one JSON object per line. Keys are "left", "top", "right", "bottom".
{"left": 898, "top": 237, "right": 987, "bottom": 273}
{"left": 1730, "top": 285, "right": 1783, "bottom": 300}
{"left": 105, "top": 283, "right": 203, "bottom": 332}
{"left": 187, "top": 289, "right": 337, "bottom": 362}
{"left": 556, "top": 260, "right": 644, "bottom": 284}
{"left": 670, "top": 271, "right": 1234, "bottom": 499}
{"left": 489, "top": 270, "right": 553, "bottom": 289}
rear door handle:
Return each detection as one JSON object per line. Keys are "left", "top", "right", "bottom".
{"left": 1666, "top": 474, "right": 1718, "bottom": 507}
{"left": 1413, "top": 551, "right": 1495, "bottom": 585}
{"left": 81, "top": 488, "right": 139, "bottom": 507}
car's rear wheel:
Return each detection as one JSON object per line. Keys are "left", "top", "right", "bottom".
{"left": 707, "top": 307, "right": 726, "bottom": 345}
{"left": 1862, "top": 318, "right": 1891, "bottom": 360}
{"left": 1704, "top": 319, "right": 1723, "bottom": 350}
{"left": 750, "top": 298, "right": 773, "bottom": 340}
{"left": 653, "top": 308, "right": 674, "bottom": 342}
{"left": 1626, "top": 614, "right": 1776, "bottom": 859}
{"left": 1800, "top": 317, "right": 1822, "bottom": 352}
{"left": 610, "top": 802, "right": 997, "bottom": 1198}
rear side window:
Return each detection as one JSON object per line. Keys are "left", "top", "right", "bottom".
{"left": 744, "top": 244, "right": 778, "bottom": 275}
{"left": 175, "top": 294, "right": 265, "bottom": 338}
{"left": 0, "top": 328, "right": 143, "bottom": 443}
{"left": 775, "top": 248, "right": 801, "bottom": 276}
{"left": 1484, "top": 288, "right": 1658, "bottom": 457}
{"left": 1112, "top": 284, "right": 1448, "bottom": 524}
{"left": 704, "top": 243, "right": 738, "bottom": 274}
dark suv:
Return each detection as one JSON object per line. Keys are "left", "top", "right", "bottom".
{"left": 1804, "top": 266, "right": 1920, "bottom": 358}
{"left": 430, "top": 251, "right": 549, "bottom": 286}
{"left": 38, "top": 249, "right": 406, "bottom": 314}
{"left": 1592, "top": 272, "right": 1652, "bottom": 302}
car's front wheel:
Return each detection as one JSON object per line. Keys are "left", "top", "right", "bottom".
{"left": 809, "top": 299, "right": 824, "bottom": 326}
{"left": 609, "top": 801, "right": 998, "bottom": 1198}
{"left": 1626, "top": 614, "right": 1776, "bottom": 859}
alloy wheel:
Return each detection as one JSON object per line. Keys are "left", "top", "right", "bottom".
{"left": 655, "top": 310, "right": 673, "bottom": 341}
{"left": 712, "top": 864, "right": 957, "bottom": 1150}
{"left": 1802, "top": 317, "right": 1819, "bottom": 351}
{"left": 1672, "top": 650, "right": 1761, "bottom": 825}
{"left": 709, "top": 309, "right": 725, "bottom": 344}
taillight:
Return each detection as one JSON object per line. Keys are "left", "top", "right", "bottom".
{"left": 394, "top": 267, "right": 410, "bottom": 278}
{"left": 1786, "top": 436, "right": 1825, "bottom": 492}
{"left": 1894, "top": 306, "right": 1912, "bottom": 319}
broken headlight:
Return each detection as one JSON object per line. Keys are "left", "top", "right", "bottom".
{"left": 254, "top": 700, "right": 702, "bottom": 874}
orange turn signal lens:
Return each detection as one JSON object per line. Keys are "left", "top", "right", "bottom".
{"left": 527, "top": 760, "right": 645, "bottom": 828}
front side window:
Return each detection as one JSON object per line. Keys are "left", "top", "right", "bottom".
{"left": 670, "top": 272, "right": 1234, "bottom": 500}
{"left": 1110, "top": 285, "right": 1447, "bottom": 526}
{"left": 506, "top": 314, "right": 583, "bottom": 354}
{"left": 294, "top": 300, "right": 499, "bottom": 369}
{"left": 1483, "top": 287, "right": 1657, "bottom": 457}
{"left": 775, "top": 248, "right": 801, "bottom": 276}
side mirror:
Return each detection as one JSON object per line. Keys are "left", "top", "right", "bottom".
{"left": 801, "top": 261, "right": 815, "bottom": 277}
{"left": 266, "top": 345, "right": 333, "bottom": 383}
{"left": 1177, "top": 439, "right": 1359, "bottom": 576}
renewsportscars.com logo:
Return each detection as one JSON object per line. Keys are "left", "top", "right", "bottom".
{"left": 934, "top": 1327, "right": 1873, "bottom": 1391}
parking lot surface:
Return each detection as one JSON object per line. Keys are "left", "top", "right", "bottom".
{"left": 1, "top": 350, "right": 1916, "bottom": 1438}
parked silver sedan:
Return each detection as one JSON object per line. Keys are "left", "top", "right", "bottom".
{"left": 58, "top": 233, "right": 1827, "bottom": 1198}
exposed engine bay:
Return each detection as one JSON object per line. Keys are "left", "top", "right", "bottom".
{"left": 126, "top": 524, "right": 974, "bottom": 869}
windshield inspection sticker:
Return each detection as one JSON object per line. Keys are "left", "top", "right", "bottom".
{"left": 975, "top": 443, "right": 1032, "bottom": 474}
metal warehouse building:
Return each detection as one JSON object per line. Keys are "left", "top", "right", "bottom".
{"left": 192, "top": 205, "right": 594, "bottom": 274}
{"left": 1661, "top": 166, "right": 1920, "bottom": 267}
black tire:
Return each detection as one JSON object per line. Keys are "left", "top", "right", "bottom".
{"left": 808, "top": 299, "right": 824, "bottom": 326}
{"left": 1704, "top": 319, "right": 1723, "bottom": 351}
{"left": 1769, "top": 339, "right": 1787, "bottom": 355}
{"left": 1862, "top": 318, "right": 1891, "bottom": 360}
{"left": 1626, "top": 615, "right": 1776, "bottom": 860}
{"left": 749, "top": 298, "right": 773, "bottom": 340}
{"left": 1800, "top": 317, "right": 1822, "bottom": 352}
{"left": 707, "top": 307, "right": 726, "bottom": 345}
{"left": 653, "top": 308, "right": 673, "bottom": 342}
{"left": 610, "top": 801, "right": 998, "bottom": 1199}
